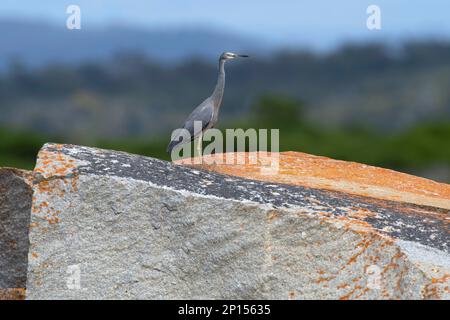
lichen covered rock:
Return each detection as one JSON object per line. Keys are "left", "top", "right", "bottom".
{"left": 26, "top": 144, "right": 449, "bottom": 299}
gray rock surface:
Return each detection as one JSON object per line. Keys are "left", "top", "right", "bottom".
{"left": 26, "top": 144, "right": 450, "bottom": 299}
{"left": 0, "top": 169, "right": 32, "bottom": 290}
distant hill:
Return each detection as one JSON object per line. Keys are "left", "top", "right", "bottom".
{"left": 1, "top": 23, "right": 449, "bottom": 138}
{"left": 0, "top": 19, "right": 266, "bottom": 69}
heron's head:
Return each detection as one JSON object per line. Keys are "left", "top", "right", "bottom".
{"left": 220, "top": 52, "right": 249, "bottom": 61}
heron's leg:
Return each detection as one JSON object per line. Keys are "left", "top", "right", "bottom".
{"left": 196, "top": 134, "right": 203, "bottom": 158}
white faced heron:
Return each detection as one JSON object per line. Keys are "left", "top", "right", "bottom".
{"left": 167, "top": 51, "right": 248, "bottom": 155}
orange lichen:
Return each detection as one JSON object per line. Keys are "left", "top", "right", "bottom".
{"left": 346, "top": 239, "right": 372, "bottom": 266}
{"left": 353, "top": 287, "right": 370, "bottom": 299}
{"left": 178, "top": 152, "right": 450, "bottom": 210}
{"left": 322, "top": 213, "right": 378, "bottom": 236}
{"left": 339, "top": 285, "right": 363, "bottom": 300}
{"left": 32, "top": 147, "right": 81, "bottom": 225}
{"left": 422, "top": 283, "right": 441, "bottom": 299}
{"left": 315, "top": 275, "right": 336, "bottom": 284}
{"left": 337, "top": 283, "right": 349, "bottom": 289}
{"left": 34, "top": 148, "right": 79, "bottom": 179}
{"left": 0, "top": 288, "right": 26, "bottom": 300}
{"left": 431, "top": 274, "right": 450, "bottom": 284}
{"left": 347, "top": 207, "right": 378, "bottom": 220}
{"left": 381, "top": 251, "right": 404, "bottom": 275}
{"left": 267, "top": 211, "right": 279, "bottom": 223}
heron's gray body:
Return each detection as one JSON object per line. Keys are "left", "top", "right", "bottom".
{"left": 179, "top": 59, "right": 225, "bottom": 137}
{"left": 167, "top": 52, "right": 246, "bottom": 154}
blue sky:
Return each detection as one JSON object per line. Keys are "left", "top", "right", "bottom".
{"left": 1, "top": 1, "right": 449, "bottom": 48}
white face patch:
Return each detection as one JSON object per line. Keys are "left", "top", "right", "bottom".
{"left": 225, "top": 52, "right": 236, "bottom": 59}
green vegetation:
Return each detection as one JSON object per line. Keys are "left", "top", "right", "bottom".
{"left": 1, "top": 95, "right": 449, "bottom": 183}
{"left": 1, "top": 42, "right": 449, "bottom": 181}
{"left": 237, "top": 95, "right": 450, "bottom": 172}
{"left": 2, "top": 42, "right": 450, "bottom": 139}
{"left": 0, "top": 128, "right": 49, "bottom": 170}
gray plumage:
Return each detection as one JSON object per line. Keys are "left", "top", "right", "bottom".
{"left": 167, "top": 52, "right": 248, "bottom": 154}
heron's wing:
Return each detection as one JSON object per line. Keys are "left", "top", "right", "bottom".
{"left": 183, "top": 98, "right": 215, "bottom": 137}
{"left": 167, "top": 98, "right": 214, "bottom": 153}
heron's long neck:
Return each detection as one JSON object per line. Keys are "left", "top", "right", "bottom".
{"left": 212, "top": 59, "right": 226, "bottom": 109}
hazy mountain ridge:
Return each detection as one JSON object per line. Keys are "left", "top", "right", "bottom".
{"left": 1, "top": 19, "right": 449, "bottom": 138}
{"left": 0, "top": 19, "right": 266, "bottom": 69}
{"left": 1, "top": 40, "right": 450, "bottom": 138}
{"left": 0, "top": 24, "right": 449, "bottom": 181}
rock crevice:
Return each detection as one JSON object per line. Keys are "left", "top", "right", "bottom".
{"left": 0, "top": 168, "right": 32, "bottom": 300}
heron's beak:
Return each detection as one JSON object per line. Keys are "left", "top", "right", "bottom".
{"left": 238, "top": 54, "right": 249, "bottom": 58}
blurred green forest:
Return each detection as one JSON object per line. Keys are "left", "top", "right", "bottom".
{"left": 1, "top": 94, "right": 449, "bottom": 182}
{"left": 0, "top": 41, "right": 449, "bottom": 182}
